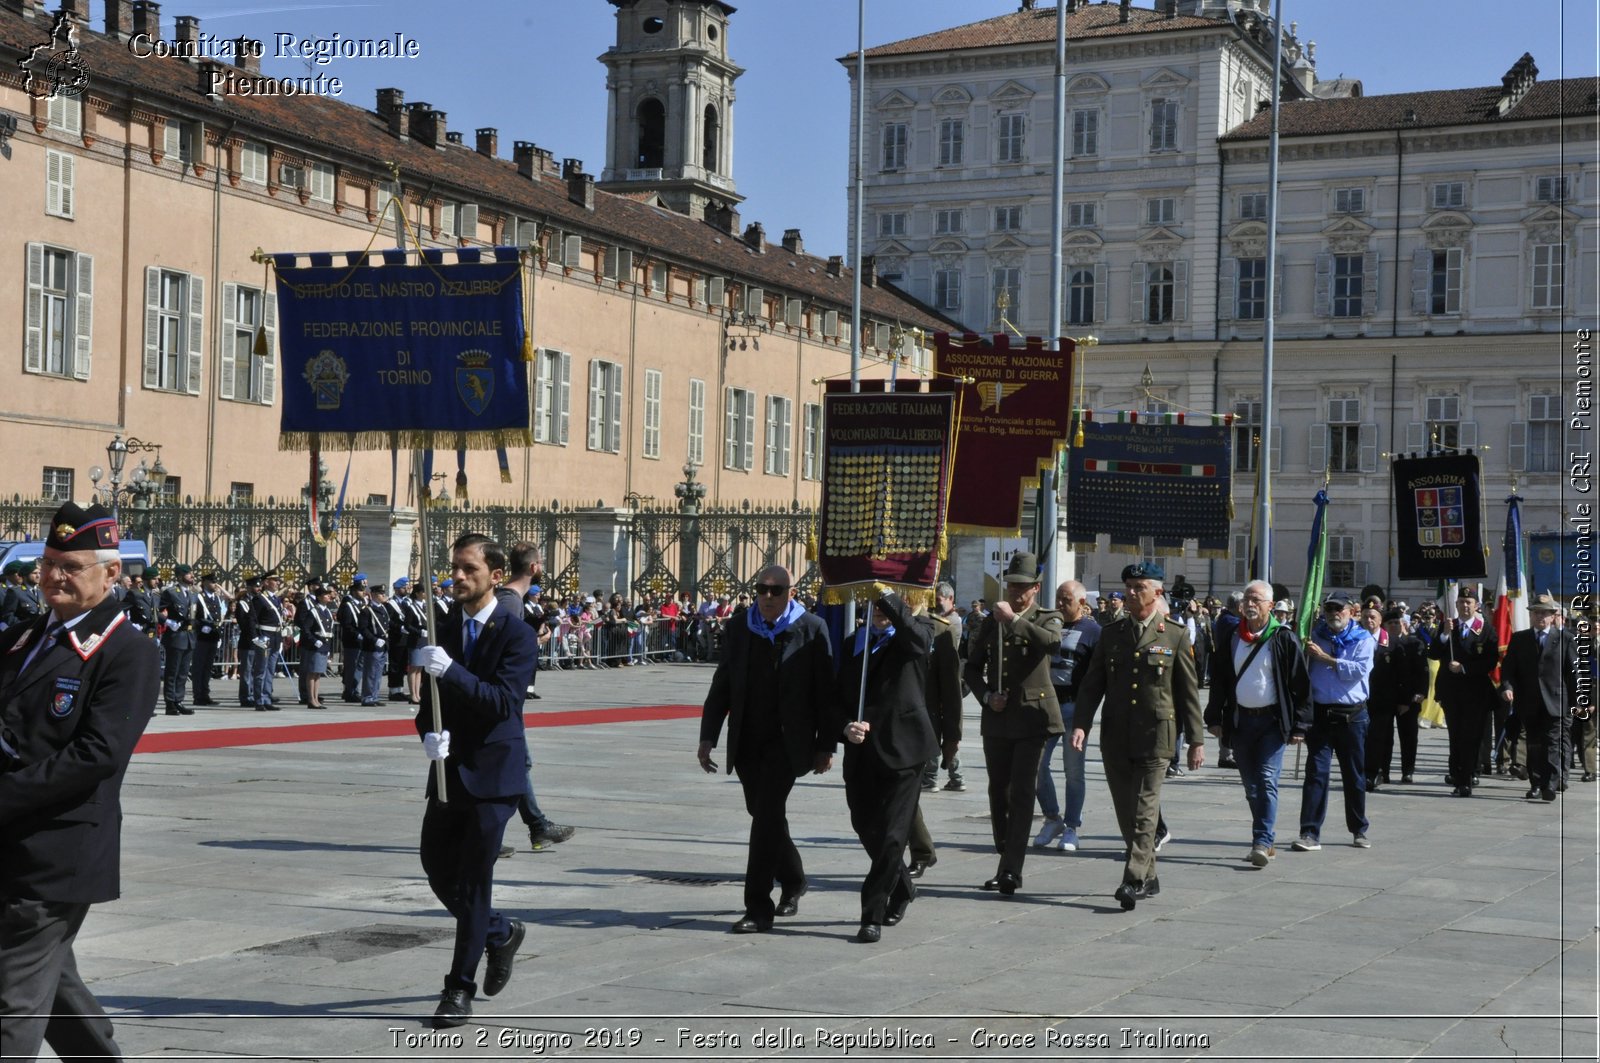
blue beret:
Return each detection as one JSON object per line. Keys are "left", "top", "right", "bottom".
{"left": 1121, "top": 561, "right": 1165, "bottom": 583}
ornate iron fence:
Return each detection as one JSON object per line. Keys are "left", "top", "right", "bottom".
{"left": 628, "top": 500, "right": 820, "bottom": 603}
{"left": 420, "top": 503, "right": 583, "bottom": 592}
{"left": 0, "top": 495, "right": 359, "bottom": 584}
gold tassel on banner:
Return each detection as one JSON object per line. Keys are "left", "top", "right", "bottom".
{"left": 456, "top": 470, "right": 468, "bottom": 503}
{"left": 521, "top": 332, "right": 534, "bottom": 363}
{"left": 805, "top": 519, "right": 818, "bottom": 562}
{"left": 936, "top": 527, "right": 948, "bottom": 562}
{"left": 253, "top": 254, "right": 272, "bottom": 358}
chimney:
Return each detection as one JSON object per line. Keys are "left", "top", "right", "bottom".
{"left": 445, "top": 130, "right": 462, "bottom": 144}
{"left": 131, "top": 0, "right": 160, "bottom": 40}
{"left": 710, "top": 201, "right": 741, "bottom": 235}
{"left": 562, "top": 158, "right": 594, "bottom": 210}
{"left": 6, "top": 0, "right": 44, "bottom": 18}
{"left": 1119, "top": 0, "right": 1131, "bottom": 23}
{"left": 475, "top": 127, "right": 498, "bottom": 158}
{"left": 513, "top": 140, "right": 539, "bottom": 178}
{"left": 234, "top": 37, "right": 261, "bottom": 73}
{"left": 826, "top": 255, "right": 844, "bottom": 277}
{"left": 743, "top": 221, "right": 765, "bottom": 253}
{"left": 59, "top": 0, "right": 90, "bottom": 23}
{"left": 1497, "top": 52, "right": 1538, "bottom": 114}
{"left": 195, "top": 58, "right": 223, "bottom": 97}
{"left": 861, "top": 255, "right": 877, "bottom": 288}
{"left": 174, "top": 14, "right": 198, "bottom": 54}
{"left": 376, "top": 88, "right": 408, "bottom": 139}
{"left": 781, "top": 229, "right": 803, "bottom": 255}
{"left": 408, "top": 102, "right": 443, "bottom": 148}
{"left": 105, "top": 0, "right": 132, "bottom": 37}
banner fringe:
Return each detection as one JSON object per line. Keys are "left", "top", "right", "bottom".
{"left": 279, "top": 430, "right": 533, "bottom": 452}
{"left": 821, "top": 582, "right": 936, "bottom": 609}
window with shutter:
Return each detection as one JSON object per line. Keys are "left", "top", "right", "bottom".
{"left": 310, "top": 162, "right": 334, "bottom": 203}
{"left": 708, "top": 276, "right": 726, "bottom": 308}
{"left": 557, "top": 352, "right": 571, "bottom": 444}
{"left": 1525, "top": 393, "right": 1561, "bottom": 472}
{"left": 458, "top": 203, "right": 479, "bottom": 242}
{"left": 71, "top": 252, "right": 92, "bottom": 381}
{"left": 45, "top": 150, "right": 74, "bottom": 219}
{"left": 1071, "top": 109, "right": 1097, "bottom": 157}
{"left": 802, "top": 403, "right": 823, "bottom": 481}
{"left": 745, "top": 287, "right": 764, "bottom": 318}
{"left": 185, "top": 272, "right": 205, "bottom": 396}
{"left": 643, "top": 369, "right": 662, "bottom": 459}
{"left": 240, "top": 142, "right": 268, "bottom": 185}
{"left": 688, "top": 378, "right": 706, "bottom": 466}
{"left": 48, "top": 94, "right": 82, "bottom": 136}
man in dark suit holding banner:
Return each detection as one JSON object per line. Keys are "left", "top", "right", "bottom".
{"left": 1431, "top": 587, "right": 1498, "bottom": 796}
{"left": 1500, "top": 593, "right": 1578, "bottom": 801}
{"left": 838, "top": 592, "right": 938, "bottom": 943}
{"left": 413, "top": 533, "right": 538, "bottom": 1028}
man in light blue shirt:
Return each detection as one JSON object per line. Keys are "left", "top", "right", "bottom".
{"left": 1292, "top": 593, "right": 1376, "bottom": 852}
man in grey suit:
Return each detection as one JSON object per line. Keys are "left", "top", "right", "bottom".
{"left": 698, "top": 565, "right": 836, "bottom": 934}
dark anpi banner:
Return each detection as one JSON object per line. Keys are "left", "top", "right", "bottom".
{"left": 818, "top": 390, "right": 956, "bottom": 604}
{"left": 1392, "top": 453, "right": 1487, "bottom": 580}
{"left": 273, "top": 255, "right": 530, "bottom": 450}
{"left": 1066, "top": 418, "right": 1232, "bottom": 558}
{"left": 935, "top": 332, "right": 1074, "bottom": 535}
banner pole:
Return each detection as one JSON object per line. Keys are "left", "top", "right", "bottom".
{"left": 854, "top": 594, "right": 874, "bottom": 724}
{"left": 414, "top": 449, "right": 448, "bottom": 802}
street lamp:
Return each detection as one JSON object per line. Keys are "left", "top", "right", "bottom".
{"left": 674, "top": 463, "right": 707, "bottom": 600}
{"left": 90, "top": 434, "right": 168, "bottom": 550}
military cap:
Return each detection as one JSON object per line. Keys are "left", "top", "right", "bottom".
{"left": 1457, "top": 585, "right": 1479, "bottom": 600}
{"left": 173, "top": 564, "right": 192, "bottom": 579}
{"left": 1002, "top": 552, "right": 1040, "bottom": 584}
{"left": 348, "top": 574, "right": 368, "bottom": 592}
{"left": 1121, "top": 560, "right": 1165, "bottom": 583}
{"left": 244, "top": 574, "right": 264, "bottom": 588}
{"left": 393, "top": 576, "right": 410, "bottom": 590}
{"left": 1382, "top": 606, "right": 1406, "bottom": 622}
{"left": 200, "top": 571, "right": 218, "bottom": 583}
{"left": 371, "top": 582, "right": 388, "bottom": 595}
{"left": 46, "top": 501, "right": 120, "bottom": 552}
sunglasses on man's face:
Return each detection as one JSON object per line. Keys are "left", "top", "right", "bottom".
{"left": 754, "top": 584, "right": 790, "bottom": 597}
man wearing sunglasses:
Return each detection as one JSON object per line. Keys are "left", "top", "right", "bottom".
{"left": 698, "top": 565, "right": 836, "bottom": 934}
{"left": 0, "top": 501, "right": 159, "bottom": 1061}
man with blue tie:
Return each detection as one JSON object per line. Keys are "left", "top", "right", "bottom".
{"left": 0, "top": 501, "right": 159, "bottom": 1061}
{"left": 415, "top": 533, "right": 539, "bottom": 1029}
{"left": 1500, "top": 593, "right": 1578, "bottom": 802}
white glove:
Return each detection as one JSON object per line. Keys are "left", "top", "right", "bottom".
{"left": 422, "top": 730, "right": 451, "bottom": 761}
{"left": 252, "top": 637, "right": 269, "bottom": 650}
{"left": 164, "top": 619, "right": 180, "bottom": 632}
{"left": 313, "top": 640, "right": 324, "bottom": 650}
{"left": 375, "top": 638, "right": 387, "bottom": 649}
{"left": 418, "top": 645, "right": 452, "bottom": 678}
{"left": 199, "top": 624, "right": 213, "bottom": 635}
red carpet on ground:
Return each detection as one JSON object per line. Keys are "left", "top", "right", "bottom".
{"left": 134, "top": 704, "right": 703, "bottom": 754}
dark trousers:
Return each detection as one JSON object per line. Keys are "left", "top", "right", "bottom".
{"left": 1300, "top": 708, "right": 1369, "bottom": 839}
{"left": 0, "top": 898, "right": 120, "bottom": 1063}
{"left": 1573, "top": 712, "right": 1598, "bottom": 774}
{"left": 1441, "top": 699, "right": 1488, "bottom": 784}
{"left": 1524, "top": 712, "right": 1565, "bottom": 792}
{"left": 342, "top": 643, "right": 363, "bottom": 699}
{"left": 1482, "top": 697, "right": 1514, "bottom": 769}
{"left": 1101, "top": 751, "right": 1167, "bottom": 883}
{"left": 388, "top": 640, "right": 409, "bottom": 690}
{"left": 843, "top": 747, "right": 920, "bottom": 924}
{"left": 908, "top": 805, "right": 934, "bottom": 864}
{"left": 162, "top": 640, "right": 193, "bottom": 705}
{"left": 734, "top": 738, "right": 804, "bottom": 923}
{"left": 1367, "top": 703, "right": 1418, "bottom": 779}
{"left": 515, "top": 749, "right": 552, "bottom": 835}
{"left": 982, "top": 734, "right": 1046, "bottom": 878}
{"left": 192, "top": 637, "right": 219, "bottom": 701}
{"left": 419, "top": 794, "right": 518, "bottom": 994}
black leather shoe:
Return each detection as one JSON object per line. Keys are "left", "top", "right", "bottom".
{"left": 1526, "top": 787, "right": 1541, "bottom": 799}
{"left": 165, "top": 707, "right": 183, "bottom": 716}
{"left": 1542, "top": 788, "right": 1558, "bottom": 801}
{"left": 907, "top": 857, "right": 934, "bottom": 879}
{"left": 1136, "top": 876, "right": 1161, "bottom": 900}
{"left": 432, "top": 986, "right": 473, "bottom": 1028}
{"left": 1114, "top": 881, "right": 1139, "bottom": 911}
{"left": 730, "top": 914, "right": 772, "bottom": 934}
{"left": 483, "top": 919, "right": 524, "bottom": 997}
{"left": 775, "top": 884, "right": 807, "bottom": 917}
{"left": 985, "top": 870, "right": 1019, "bottom": 895}
{"left": 1584, "top": 772, "right": 1597, "bottom": 783}
{"left": 884, "top": 888, "right": 914, "bottom": 927}
{"left": 855, "top": 923, "right": 881, "bottom": 944}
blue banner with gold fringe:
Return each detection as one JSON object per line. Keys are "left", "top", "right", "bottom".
{"left": 272, "top": 251, "right": 530, "bottom": 450}
{"left": 1066, "top": 415, "right": 1232, "bottom": 558}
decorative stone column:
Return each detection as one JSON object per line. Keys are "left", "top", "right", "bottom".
{"left": 356, "top": 507, "right": 416, "bottom": 589}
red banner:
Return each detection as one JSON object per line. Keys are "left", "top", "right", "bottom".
{"left": 936, "top": 332, "right": 1074, "bottom": 535}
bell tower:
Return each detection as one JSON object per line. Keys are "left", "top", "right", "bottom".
{"left": 599, "top": 0, "right": 744, "bottom": 220}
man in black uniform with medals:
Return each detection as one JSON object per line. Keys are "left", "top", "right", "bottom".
{"left": 0, "top": 502, "right": 159, "bottom": 1060}
{"left": 159, "top": 564, "right": 199, "bottom": 715}
{"left": 191, "top": 571, "right": 225, "bottom": 706}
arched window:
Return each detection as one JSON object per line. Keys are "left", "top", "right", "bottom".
{"left": 636, "top": 98, "right": 666, "bottom": 169}
{"left": 1067, "top": 269, "right": 1095, "bottom": 326}
{"left": 702, "top": 104, "right": 720, "bottom": 172}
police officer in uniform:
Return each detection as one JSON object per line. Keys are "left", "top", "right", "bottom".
{"left": 385, "top": 577, "right": 412, "bottom": 701}
{"left": 191, "top": 572, "right": 225, "bottom": 706}
{"left": 298, "top": 583, "right": 336, "bottom": 709}
{"left": 359, "top": 582, "right": 392, "bottom": 706}
{"left": 338, "top": 575, "right": 368, "bottom": 703}
{"left": 1073, "top": 562, "right": 1205, "bottom": 910}
{"left": 247, "top": 572, "right": 286, "bottom": 710}
{"left": 8, "top": 562, "right": 46, "bottom": 630}
{"left": 0, "top": 501, "right": 159, "bottom": 1061}
{"left": 159, "top": 564, "right": 199, "bottom": 715}
{"left": 234, "top": 576, "right": 257, "bottom": 705}
{"left": 961, "top": 552, "right": 1063, "bottom": 896}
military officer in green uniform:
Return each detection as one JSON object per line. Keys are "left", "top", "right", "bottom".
{"left": 1073, "top": 561, "right": 1204, "bottom": 910}
{"left": 962, "top": 552, "right": 1063, "bottom": 895}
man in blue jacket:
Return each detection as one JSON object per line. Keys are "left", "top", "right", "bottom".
{"left": 414, "top": 533, "right": 539, "bottom": 1028}
{"left": 1205, "top": 580, "right": 1311, "bottom": 866}
{"left": 1292, "top": 593, "right": 1376, "bottom": 851}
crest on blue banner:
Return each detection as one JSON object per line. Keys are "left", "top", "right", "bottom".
{"left": 455, "top": 351, "right": 495, "bottom": 416}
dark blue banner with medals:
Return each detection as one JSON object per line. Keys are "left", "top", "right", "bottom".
{"left": 1391, "top": 452, "right": 1487, "bottom": 580}
{"left": 272, "top": 251, "right": 531, "bottom": 450}
{"left": 1066, "top": 415, "right": 1233, "bottom": 558}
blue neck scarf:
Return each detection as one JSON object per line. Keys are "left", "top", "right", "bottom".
{"left": 748, "top": 598, "right": 804, "bottom": 643}
{"left": 1315, "top": 618, "right": 1364, "bottom": 649}
{"left": 853, "top": 623, "right": 896, "bottom": 657}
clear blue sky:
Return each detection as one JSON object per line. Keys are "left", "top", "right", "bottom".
{"left": 170, "top": 0, "right": 1597, "bottom": 256}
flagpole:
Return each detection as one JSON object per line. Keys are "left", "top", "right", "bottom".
{"left": 1254, "top": 0, "right": 1286, "bottom": 581}
{"left": 389, "top": 174, "right": 449, "bottom": 803}
{"left": 843, "top": 0, "right": 867, "bottom": 643}
{"left": 1040, "top": 0, "right": 1067, "bottom": 594}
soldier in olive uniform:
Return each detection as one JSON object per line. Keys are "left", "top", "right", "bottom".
{"left": 961, "top": 552, "right": 1063, "bottom": 895}
{"left": 1073, "top": 562, "right": 1205, "bottom": 910}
